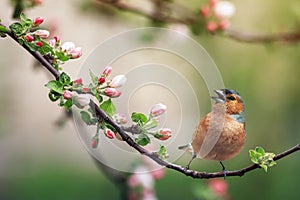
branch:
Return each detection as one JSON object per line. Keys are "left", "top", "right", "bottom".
{"left": 95, "top": 0, "right": 300, "bottom": 43}
{"left": 3, "top": 23, "right": 300, "bottom": 179}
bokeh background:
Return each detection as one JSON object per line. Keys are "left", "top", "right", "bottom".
{"left": 0, "top": 0, "right": 300, "bottom": 199}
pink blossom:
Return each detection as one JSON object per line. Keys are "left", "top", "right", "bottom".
{"left": 74, "top": 78, "right": 83, "bottom": 85}
{"left": 73, "top": 93, "right": 90, "bottom": 107}
{"left": 32, "top": 0, "right": 43, "bottom": 5}
{"left": 209, "top": 0, "right": 219, "bottom": 7}
{"left": 151, "top": 168, "right": 165, "bottom": 180}
{"left": 127, "top": 174, "right": 140, "bottom": 187}
{"left": 206, "top": 21, "right": 218, "bottom": 32}
{"left": 25, "top": 35, "right": 34, "bottom": 42}
{"left": 109, "top": 75, "right": 127, "bottom": 88}
{"left": 113, "top": 113, "right": 127, "bottom": 124}
{"left": 69, "top": 47, "right": 82, "bottom": 59}
{"left": 102, "top": 66, "right": 113, "bottom": 76}
{"left": 104, "top": 88, "right": 122, "bottom": 98}
{"left": 61, "top": 42, "right": 75, "bottom": 52}
{"left": 34, "top": 30, "right": 49, "bottom": 39}
{"left": 48, "top": 39, "right": 56, "bottom": 47}
{"left": 219, "top": 20, "right": 230, "bottom": 30}
{"left": 105, "top": 129, "right": 115, "bottom": 139}
{"left": 63, "top": 90, "right": 72, "bottom": 100}
{"left": 36, "top": 41, "right": 43, "bottom": 47}
{"left": 91, "top": 137, "right": 99, "bottom": 148}
{"left": 98, "top": 77, "right": 106, "bottom": 84}
{"left": 155, "top": 128, "right": 172, "bottom": 141}
{"left": 150, "top": 103, "right": 167, "bottom": 117}
{"left": 83, "top": 87, "right": 89, "bottom": 92}
{"left": 33, "top": 17, "right": 44, "bottom": 26}
{"left": 53, "top": 35, "right": 60, "bottom": 43}
{"left": 200, "top": 6, "right": 210, "bottom": 17}
{"left": 214, "top": 1, "right": 235, "bottom": 19}
{"left": 208, "top": 179, "right": 228, "bottom": 196}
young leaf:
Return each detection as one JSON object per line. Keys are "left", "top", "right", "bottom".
{"left": 24, "top": 40, "right": 38, "bottom": 51}
{"left": 37, "top": 40, "right": 54, "bottom": 55}
{"left": 45, "top": 80, "right": 64, "bottom": 94}
{"left": 0, "top": 25, "right": 8, "bottom": 33}
{"left": 95, "top": 94, "right": 103, "bottom": 104}
{"left": 135, "top": 133, "right": 150, "bottom": 146}
{"left": 89, "top": 69, "right": 98, "bottom": 85}
{"left": 64, "top": 99, "right": 73, "bottom": 110}
{"left": 80, "top": 111, "right": 91, "bottom": 125}
{"left": 9, "top": 22, "right": 23, "bottom": 36}
{"left": 131, "top": 112, "right": 148, "bottom": 124}
{"left": 158, "top": 145, "right": 168, "bottom": 160}
{"left": 59, "top": 72, "right": 71, "bottom": 85}
{"left": 56, "top": 51, "right": 70, "bottom": 62}
{"left": 255, "top": 147, "right": 265, "bottom": 156}
{"left": 48, "top": 91, "right": 61, "bottom": 102}
{"left": 100, "top": 98, "right": 116, "bottom": 117}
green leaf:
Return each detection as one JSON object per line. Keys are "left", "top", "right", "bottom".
{"left": 135, "top": 133, "right": 150, "bottom": 146}
{"left": 89, "top": 69, "right": 98, "bottom": 85}
{"left": 261, "top": 164, "right": 268, "bottom": 173}
{"left": 100, "top": 98, "right": 116, "bottom": 117}
{"left": 95, "top": 94, "right": 103, "bottom": 104}
{"left": 131, "top": 112, "right": 148, "bottom": 124}
{"left": 56, "top": 51, "right": 70, "bottom": 62}
{"left": 255, "top": 147, "right": 265, "bottom": 155}
{"left": 64, "top": 99, "right": 73, "bottom": 110}
{"left": 45, "top": 80, "right": 64, "bottom": 94}
{"left": 37, "top": 40, "right": 54, "bottom": 55}
{"left": 80, "top": 111, "right": 91, "bottom": 125}
{"left": 9, "top": 22, "right": 23, "bottom": 36}
{"left": 24, "top": 40, "right": 38, "bottom": 51}
{"left": 0, "top": 25, "right": 8, "bottom": 33}
{"left": 59, "top": 72, "right": 71, "bottom": 85}
{"left": 48, "top": 91, "right": 61, "bottom": 102}
{"left": 158, "top": 145, "right": 168, "bottom": 160}
{"left": 20, "top": 13, "right": 32, "bottom": 28}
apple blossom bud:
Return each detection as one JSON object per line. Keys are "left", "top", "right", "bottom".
{"left": 63, "top": 90, "right": 72, "bottom": 100}
{"left": 105, "top": 128, "right": 115, "bottom": 139}
{"left": 36, "top": 41, "right": 43, "bottom": 47}
{"left": 102, "top": 66, "right": 112, "bottom": 76}
{"left": 53, "top": 35, "right": 60, "bottom": 43}
{"left": 32, "top": 0, "right": 43, "bottom": 5}
{"left": 91, "top": 136, "right": 99, "bottom": 148}
{"left": 208, "top": 179, "right": 228, "bottom": 196}
{"left": 61, "top": 42, "right": 75, "bottom": 52}
{"left": 151, "top": 168, "right": 165, "bottom": 180}
{"left": 74, "top": 78, "right": 83, "bottom": 85}
{"left": 206, "top": 21, "right": 218, "bottom": 32}
{"left": 25, "top": 35, "right": 34, "bottom": 42}
{"left": 83, "top": 87, "right": 89, "bottom": 92}
{"left": 209, "top": 0, "right": 219, "bottom": 7}
{"left": 33, "top": 17, "right": 44, "bottom": 26}
{"left": 219, "top": 20, "right": 230, "bottom": 30}
{"left": 48, "top": 39, "right": 56, "bottom": 47}
{"left": 104, "top": 88, "right": 122, "bottom": 98}
{"left": 69, "top": 47, "right": 82, "bottom": 59}
{"left": 98, "top": 77, "right": 106, "bottom": 84}
{"left": 150, "top": 103, "right": 167, "bottom": 117}
{"left": 109, "top": 75, "right": 127, "bottom": 88}
{"left": 76, "top": 93, "right": 90, "bottom": 107}
{"left": 200, "top": 6, "right": 210, "bottom": 17}
{"left": 155, "top": 128, "right": 172, "bottom": 140}
{"left": 214, "top": 1, "right": 235, "bottom": 19}
{"left": 34, "top": 30, "right": 50, "bottom": 39}
{"left": 113, "top": 113, "right": 127, "bottom": 125}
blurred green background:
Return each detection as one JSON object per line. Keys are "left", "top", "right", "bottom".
{"left": 0, "top": 0, "right": 300, "bottom": 199}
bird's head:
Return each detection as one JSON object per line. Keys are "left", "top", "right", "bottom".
{"left": 211, "top": 89, "right": 245, "bottom": 115}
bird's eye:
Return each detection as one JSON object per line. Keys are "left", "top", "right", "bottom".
{"left": 227, "top": 96, "right": 236, "bottom": 101}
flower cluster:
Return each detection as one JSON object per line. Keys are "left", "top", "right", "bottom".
{"left": 9, "top": 13, "right": 82, "bottom": 70}
{"left": 200, "top": 0, "right": 236, "bottom": 33}
{"left": 194, "top": 179, "right": 229, "bottom": 200}
{"left": 127, "top": 157, "right": 165, "bottom": 200}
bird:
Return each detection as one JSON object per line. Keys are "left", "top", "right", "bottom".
{"left": 179, "top": 89, "right": 246, "bottom": 174}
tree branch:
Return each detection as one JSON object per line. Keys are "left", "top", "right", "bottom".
{"left": 95, "top": 0, "right": 300, "bottom": 43}
{"left": 3, "top": 23, "right": 300, "bottom": 179}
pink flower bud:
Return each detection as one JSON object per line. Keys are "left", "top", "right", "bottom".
{"left": 200, "top": 6, "right": 210, "bottom": 17}
{"left": 209, "top": 0, "right": 219, "bottom": 7}
{"left": 98, "top": 77, "right": 106, "bottom": 84}
{"left": 83, "top": 87, "right": 89, "bottom": 92}
{"left": 36, "top": 41, "right": 43, "bottom": 47}
{"left": 208, "top": 179, "right": 228, "bottom": 196}
{"left": 25, "top": 35, "right": 34, "bottom": 42}
{"left": 105, "top": 129, "right": 115, "bottom": 139}
{"left": 151, "top": 168, "right": 165, "bottom": 180}
{"left": 53, "top": 35, "right": 60, "bottom": 43}
{"left": 102, "top": 66, "right": 112, "bottom": 76}
{"left": 34, "top": 30, "right": 50, "bottom": 39}
{"left": 113, "top": 113, "right": 127, "bottom": 125}
{"left": 206, "top": 21, "right": 218, "bottom": 32}
{"left": 33, "top": 17, "right": 44, "bottom": 26}
{"left": 61, "top": 42, "right": 75, "bottom": 52}
{"left": 69, "top": 47, "right": 82, "bottom": 59}
{"left": 63, "top": 90, "right": 72, "bottom": 100}
{"left": 219, "top": 20, "right": 230, "bottom": 30}
{"left": 32, "top": 0, "right": 43, "bottom": 5}
{"left": 109, "top": 75, "right": 127, "bottom": 88}
{"left": 155, "top": 128, "right": 172, "bottom": 140}
{"left": 48, "top": 39, "right": 56, "bottom": 47}
{"left": 74, "top": 78, "right": 83, "bottom": 85}
{"left": 91, "top": 137, "right": 99, "bottom": 148}
{"left": 104, "top": 88, "right": 122, "bottom": 98}
{"left": 150, "top": 103, "right": 167, "bottom": 117}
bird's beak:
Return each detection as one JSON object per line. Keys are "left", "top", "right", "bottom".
{"left": 211, "top": 89, "right": 226, "bottom": 103}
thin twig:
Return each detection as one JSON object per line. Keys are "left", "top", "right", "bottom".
{"left": 3, "top": 24, "right": 300, "bottom": 179}
{"left": 95, "top": 0, "right": 300, "bottom": 43}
